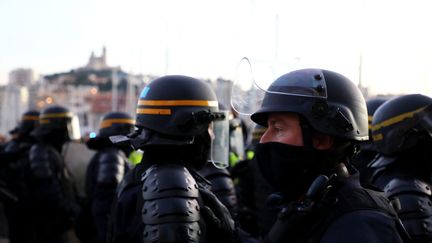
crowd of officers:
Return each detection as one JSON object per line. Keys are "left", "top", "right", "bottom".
{"left": 0, "top": 69, "right": 432, "bottom": 243}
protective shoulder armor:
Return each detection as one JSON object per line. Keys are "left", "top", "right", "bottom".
{"left": 385, "top": 177, "right": 432, "bottom": 242}
{"left": 369, "top": 155, "right": 397, "bottom": 169}
{"left": 141, "top": 164, "right": 201, "bottom": 243}
{"left": 367, "top": 156, "right": 398, "bottom": 185}
{"left": 29, "top": 144, "right": 53, "bottom": 178}
{"left": 384, "top": 177, "right": 432, "bottom": 198}
{"left": 96, "top": 149, "right": 129, "bottom": 184}
{"left": 199, "top": 165, "right": 238, "bottom": 214}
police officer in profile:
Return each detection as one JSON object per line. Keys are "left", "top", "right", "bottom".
{"left": 77, "top": 111, "right": 135, "bottom": 243}
{"left": 367, "top": 94, "right": 432, "bottom": 243}
{"left": 241, "top": 68, "right": 405, "bottom": 243}
{"left": 1, "top": 110, "right": 39, "bottom": 243}
{"left": 108, "top": 75, "right": 237, "bottom": 243}
{"left": 27, "top": 105, "right": 80, "bottom": 243}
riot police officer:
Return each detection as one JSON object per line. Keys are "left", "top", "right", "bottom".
{"left": 368, "top": 94, "right": 432, "bottom": 242}
{"left": 244, "top": 68, "right": 405, "bottom": 243}
{"left": 78, "top": 111, "right": 135, "bottom": 243}
{"left": 108, "top": 75, "right": 237, "bottom": 243}
{"left": 1, "top": 110, "right": 39, "bottom": 243}
{"left": 27, "top": 105, "right": 80, "bottom": 243}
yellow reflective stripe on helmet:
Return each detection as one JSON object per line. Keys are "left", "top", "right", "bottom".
{"left": 372, "top": 133, "right": 383, "bottom": 141}
{"left": 368, "top": 115, "right": 373, "bottom": 122}
{"left": 100, "top": 118, "right": 135, "bottom": 129}
{"left": 371, "top": 106, "right": 426, "bottom": 132}
{"left": 138, "top": 100, "right": 218, "bottom": 107}
{"left": 40, "top": 119, "right": 50, "bottom": 124}
{"left": 22, "top": 115, "right": 39, "bottom": 121}
{"left": 40, "top": 112, "right": 73, "bottom": 119}
{"left": 136, "top": 108, "right": 171, "bottom": 115}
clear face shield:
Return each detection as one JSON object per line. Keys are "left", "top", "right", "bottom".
{"left": 208, "top": 111, "right": 230, "bottom": 169}
{"left": 67, "top": 115, "right": 82, "bottom": 141}
{"left": 230, "top": 122, "right": 245, "bottom": 161}
{"left": 230, "top": 57, "right": 328, "bottom": 116}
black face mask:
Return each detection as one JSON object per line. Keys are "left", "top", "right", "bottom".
{"left": 184, "top": 131, "right": 212, "bottom": 170}
{"left": 255, "top": 142, "right": 334, "bottom": 200}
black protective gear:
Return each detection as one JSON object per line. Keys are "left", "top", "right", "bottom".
{"left": 251, "top": 69, "right": 369, "bottom": 142}
{"left": 107, "top": 75, "right": 234, "bottom": 243}
{"left": 141, "top": 164, "right": 202, "bottom": 243}
{"left": 86, "top": 148, "right": 130, "bottom": 243}
{"left": 27, "top": 142, "right": 80, "bottom": 242}
{"left": 254, "top": 142, "right": 335, "bottom": 199}
{"left": 97, "top": 111, "right": 135, "bottom": 138}
{"left": 96, "top": 149, "right": 129, "bottom": 184}
{"left": 29, "top": 144, "right": 54, "bottom": 178}
{"left": 31, "top": 105, "right": 80, "bottom": 147}
{"left": 107, "top": 162, "right": 147, "bottom": 243}
{"left": 1, "top": 111, "right": 38, "bottom": 243}
{"left": 369, "top": 158, "right": 432, "bottom": 243}
{"left": 264, "top": 171, "right": 406, "bottom": 243}
{"left": 198, "top": 163, "right": 238, "bottom": 216}
{"left": 383, "top": 177, "right": 432, "bottom": 243}
{"left": 371, "top": 94, "right": 432, "bottom": 156}
{"left": 9, "top": 110, "right": 40, "bottom": 136}
{"left": 247, "top": 68, "right": 406, "bottom": 243}
{"left": 78, "top": 112, "right": 133, "bottom": 243}
{"left": 352, "top": 97, "right": 389, "bottom": 183}
{"left": 135, "top": 75, "right": 222, "bottom": 139}
{"left": 199, "top": 187, "right": 238, "bottom": 243}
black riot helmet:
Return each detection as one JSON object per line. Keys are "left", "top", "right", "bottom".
{"left": 132, "top": 75, "right": 226, "bottom": 146}
{"left": 362, "top": 97, "right": 390, "bottom": 147}
{"left": 251, "top": 68, "right": 368, "bottom": 142}
{"left": 87, "top": 111, "right": 135, "bottom": 151}
{"left": 32, "top": 105, "right": 81, "bottom": 142}
{"left": 366, "top": 97, "right": 389, "bottom": 136}
{"left": 98, "top": 112, "right": 135, "bottom": 138}
{"left": 9, "top": 110, "right": 40, "bottom": 136}
{"left": 371, "top": 94, "right": 432, "bottom": 156}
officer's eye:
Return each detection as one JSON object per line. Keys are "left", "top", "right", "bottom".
{"left": 273, "top": 126, "right": 283, "bottom": 132}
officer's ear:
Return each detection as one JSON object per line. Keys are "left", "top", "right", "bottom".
{"left": 312, "top": 133, "right": 334, "bottom": 150}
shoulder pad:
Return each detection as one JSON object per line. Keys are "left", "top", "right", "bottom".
{"left": 141, "top": 164, "right": 201, "bottom": 229}
{"left": 384, "top": 177, "right": 432, "bottom": 198}
{"left": 3, "top": 140, "right": 19, "bottom": 152}
{"left": 142, "top": 164, "right": 199, "bottom": 199}
{"left": 96, "top": 149, "right": 129, "bottom": 184}
{"left": 369, "top": 155, "right": 397, "bottom": 168}
{"left": 29, "top": 144, "right": 53, "bottom": 178}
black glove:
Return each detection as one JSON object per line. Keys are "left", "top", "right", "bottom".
{"left": 199, "top": 187, "right": 238, "bottom": 243}
{"left": 265, "top": 175, "right": 335, "bottom": 243}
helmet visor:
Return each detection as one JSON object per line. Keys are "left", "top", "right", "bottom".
{"left": 68, "top": 115, "right": 82, "bottom": 140}
{"left": 231, "top": 57, "right": 327, "bottom": 116}
{"left": 230, "top": 124, "right": 245, "bottom": 161}
{"left": 208, "top": 111, "right": 230, "bottom": 169}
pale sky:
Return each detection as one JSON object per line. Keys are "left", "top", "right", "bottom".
{"left": 1, "top": 0, "right": 432, "bottom": 96}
